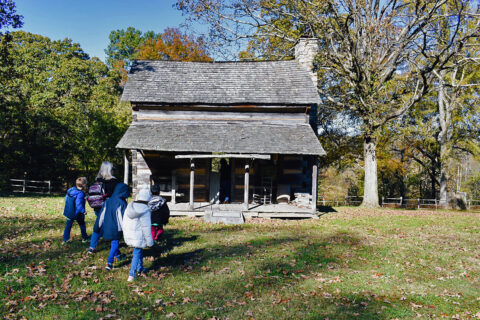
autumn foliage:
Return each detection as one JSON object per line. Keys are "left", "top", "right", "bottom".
{"left": 137, "top": 28, "right": 212, "bottom": 62}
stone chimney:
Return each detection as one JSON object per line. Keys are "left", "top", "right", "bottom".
{"left": 295, "top": 37, "right": 318, "bottom": 85}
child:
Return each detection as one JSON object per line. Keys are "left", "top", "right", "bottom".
{"left": 122, "top": 187, "right": 153, "bottom": 282}
{"left": 93, "top": 182, "right": 130, "bottom": 270}
{"left": 148, "top": 184, "right": 170, "bottom": 242}
{"left": 62, "top": 177, "right": 89, "bottom": 244}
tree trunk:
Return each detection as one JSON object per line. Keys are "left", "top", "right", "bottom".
{"left": 437, "top": 71, "right": 451, "bottom": 208}
{"left": 361, "top": 136, "right": 379, "bottom": 208}
{"left": 439, "top": 143, "right": 448, "bottom": 207}
{"left": 430, "top": 169, "right": 437, "bottom": 199}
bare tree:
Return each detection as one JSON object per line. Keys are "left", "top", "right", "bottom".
{"left": 177, "top": 0, "right": 480, "bottom": 207}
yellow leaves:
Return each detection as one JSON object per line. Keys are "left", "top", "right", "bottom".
{"left": 112, "top": 60, "right": 128, "bottom": 86}
{"left": 136, "top": 28, "right": 212, "bottom": 62}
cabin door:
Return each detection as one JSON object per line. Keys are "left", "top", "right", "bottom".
{"left": 209, "top": 172, "right": 220, "bottom": 204}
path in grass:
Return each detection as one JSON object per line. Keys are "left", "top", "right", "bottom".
{"left": 1, "top": 196, "right": 479, "bottom": 319}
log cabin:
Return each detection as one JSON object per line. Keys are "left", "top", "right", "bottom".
{"left": 117, "top": 38, "right": 326, "bottom": 218}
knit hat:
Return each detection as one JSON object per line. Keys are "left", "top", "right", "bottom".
{"left": 136, "top": 187, "right": 151, "bottom": 202}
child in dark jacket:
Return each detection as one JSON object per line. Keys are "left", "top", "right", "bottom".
{"left": 62, "top": 177, "right": 89, "bottom": 244}
{"left": 148, "top": 184, "right": 170, "bottom": 242}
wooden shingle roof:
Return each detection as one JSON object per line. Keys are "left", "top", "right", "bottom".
{"left": 121, "top": 60, "right": 320, "bottom": 105}
{"left": 116, "top": 121, "right": 326, "bottom": 155}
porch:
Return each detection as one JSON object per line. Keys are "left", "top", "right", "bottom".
{"left": 167, "top": 202, "right": 318, "bottom": 219}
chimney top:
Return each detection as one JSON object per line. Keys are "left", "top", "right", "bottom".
{"left": 294, "top": 37, "right": 318, "bottom": 86}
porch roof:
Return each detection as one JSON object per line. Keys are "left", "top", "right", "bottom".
{"left": 116, "top": 121, "right": 326, "bottom": 155}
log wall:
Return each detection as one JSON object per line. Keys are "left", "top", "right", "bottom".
{"left": 132, "top": 109, "right": 309, "bottom": 124}
{"left": 131, "top": 150, "right": 152, "bottom": 195}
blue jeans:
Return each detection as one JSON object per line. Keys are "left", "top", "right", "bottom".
{"left": 129, "top": 248, "right": 144, "bottom": 277}
{"left": 89, "top": 229, "right": 102, "bottom": 250}
{"left": 63, "top": 214, "right": 88, "bottom": 241}
{"left": 107, "top": 240, "right": 120, "bottom": 265}
{"left": 89, "top": 208, "right": 102, "bottom": 250}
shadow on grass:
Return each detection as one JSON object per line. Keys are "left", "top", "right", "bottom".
{"left": 317, "top": 205, "right": 338, "bottom": 214}
{"left": 0, "top": 209, "right": 416, "bottom": 319}
{"left": 145, "top": 229, "right": 409, "bottom": 319}
{"left": 0, "top": 215, "right": 65, "bottom": 241}
{"left": 147, "top": 229, "right": 368, "bottom": 276}
{"left": 0, "top": 214, "right": 96, "bottom": 269}
{"left": 0, "top": 236, "right": 90, "bottom": 270}
{"left": 144, "top": 229, "right": 199, "bottom": 270}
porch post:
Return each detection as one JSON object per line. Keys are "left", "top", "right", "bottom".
{"left": 244, "top": 161, "right": 250, "bottom": 210}
{"left": 171, "top": 170, "right": 176, "bottom": 205}
{"left": 123, "top": 150, "right": 129, "bottom": 185}
{"left": 311, "top": 156, "right": 318, "bottom": 213}
{"left": 189, "top": 160, "right": 195, "bottom": 210}
{"left": 230, "top": 159, "right": 236, "bottom": 202}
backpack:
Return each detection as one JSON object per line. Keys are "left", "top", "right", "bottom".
{"left": 63, "top": 192, "right": 77, "bottom": 220}
{"left": 158, "top": 203, "right": 170, "bottom": 225}
{"left": 87, "top": 182, "right": 105, "bottom": 209}
{"left": 149, "top": 196, "right": 170, "bottom": 225}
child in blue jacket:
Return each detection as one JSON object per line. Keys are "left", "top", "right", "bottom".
{"left": 62, "top": 177, "right": 89, "bottom": 244}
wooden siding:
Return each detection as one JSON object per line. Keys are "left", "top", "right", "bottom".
{"left": 133, "top": 109, "right": 308, "bottom": 124}
{"left": 131, "top": 150, "right": 152, "bottom": 195}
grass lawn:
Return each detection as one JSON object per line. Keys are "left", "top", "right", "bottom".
{"left": 1, "top": 196, "right": 480, "bottom": 319}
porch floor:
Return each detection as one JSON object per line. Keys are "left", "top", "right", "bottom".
{"left": 168, "top": 202, "right": 318, "bottom": 219}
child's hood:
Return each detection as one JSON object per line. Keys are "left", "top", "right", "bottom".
{"left": 67, "top": 187, "right": 83, "bottom": 197}
{"left": 148, "top": 195, "right": 166, "bottom": 211}
{"left": 111, "top": 182, "right": 130, "bottom": 199}
{"left": 126, "top": 202, "right": 150, "bottom": 219}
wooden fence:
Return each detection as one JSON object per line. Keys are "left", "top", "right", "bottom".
{"left": 382, "top": 197, "right": 440, "bottom": 209}
{"left": 318, "top": 196, "right": 363, "bottom": 207}
{"left": 318, "top": 196, "right": 480, "bottom": 211}
{"left": 10, "top": 179, "right": 51, "bottom": 194}
{"left": 468, "top": 199, "right": 480, "bottom": 210}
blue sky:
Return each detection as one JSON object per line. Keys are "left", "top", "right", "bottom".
{"left": 16, "top": 0, "right": 186, "bottom": 62}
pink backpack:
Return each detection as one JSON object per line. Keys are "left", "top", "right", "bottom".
{"left": 87, "top": 182, "right": 105, "bottom": 209}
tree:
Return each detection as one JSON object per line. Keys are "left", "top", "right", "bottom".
{"left": 0, "top": 0, "right": 22, "bottom": 83}
{"left": 431, "top": 45, "right": 480, "bottom": 206}
{"left": 105, "top": 27, "right": 157, "bottom": 69}
{"left": 137, "top": 27, "right": 212, "bottom": 61}
{"left": 392, "top": 2, "right": 480, "bottom": 206}
{"left": 0, "top": 31, "right": 129, "bottom": 187}
{"left": 176, "top": 0, "right": 480, "bottom": 207}
{"left": 0, "top": 0, "right": 22, "bottom": 31}
{"left": 105, "top": 27, "right": 212, "bottom": 84}
{"left": 105, "top": 27, "right": 158, "bottom": 84}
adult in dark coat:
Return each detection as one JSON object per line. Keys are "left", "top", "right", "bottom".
{"left": 93, "top": 182, "right": 130, "bottom": 269}
{"left": 88, "top": 161, "right": 120, "bottom": 254}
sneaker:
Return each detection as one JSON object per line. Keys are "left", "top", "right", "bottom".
{"left": 127, "top": 276, "right": 134, "bottom": 282}
{"left": 61, "top": 239, "right": 71, "bottom": 245}
{"left": 136, "top": 268, "right": 148, "bottom": 277}
{"left": 87, "top": 248, "right": 95, "bottom": 255}
{"left": 105, "top": 263, "right": 113, "bottom": 271}
{"left": 82, "top": 237, "right": 90, "bottom": 243}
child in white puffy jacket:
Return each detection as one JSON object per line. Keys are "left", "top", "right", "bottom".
{"left": 122, "top": 187, "right": 154, "bottom": 282}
